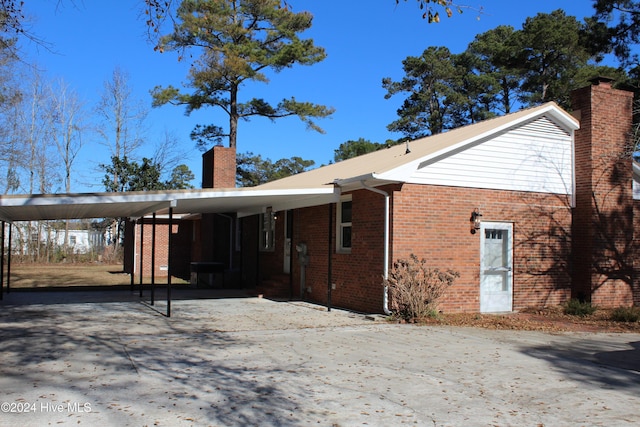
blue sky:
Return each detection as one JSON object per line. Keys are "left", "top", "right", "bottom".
{"left": 22, "top": 1, "right": 604, "bottom": 192}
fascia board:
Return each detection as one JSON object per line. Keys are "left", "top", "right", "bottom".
{"left": 185, "top": 187, "right": 337, "bottom": 199}
{"left": 270, "top": 193, "right": 341, "bottom": 212}
{"left": 233, "top": 187, "right": 341, "bottom": 218}
{"left": 130, "top": 200, "right": 177, "bottom": 219}
{"left": 0, "top": 187, "right": 340, "bottom": 221}
{"left": 0, "top": 192, "right": 175, "bottom": 207}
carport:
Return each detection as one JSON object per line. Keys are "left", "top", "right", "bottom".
{"left": 0, "top": 186, "right": 339, "bottom": 316}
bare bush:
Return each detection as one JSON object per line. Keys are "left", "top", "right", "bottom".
{"left": 101, "top": 244, "right": 124, "bottom": 264}
{"left": 384, "top": 254, "right": 459, "bottom": 322}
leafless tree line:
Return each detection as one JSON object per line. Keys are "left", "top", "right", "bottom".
{"left": 0, "top": 50, "right": 184, "bottom": 261}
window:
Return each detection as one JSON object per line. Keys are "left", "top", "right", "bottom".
{"left": 485, "top": 229, "right": 503, "bottom": 240}
{"left": 336, "top": 196, "right": 352, "bottom": 253}
{"left": 259, "top": 210, "right": 275, "bottom": 251}
{"left": 69, "top": 235, "right": 77, "bottom": 245}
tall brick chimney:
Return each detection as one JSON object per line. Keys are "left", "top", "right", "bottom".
{"left": 202, "top": 145, "right": 237, "bottom": 188}
{"left": 570, "top": 77, "right": 635, "bottom": 306}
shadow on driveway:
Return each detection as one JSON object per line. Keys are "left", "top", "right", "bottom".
{"left": 2, "top": 292, "right": 640, "bottom": 426}
{"left": 519, "top": 335, "right": 640, "bottom": 393}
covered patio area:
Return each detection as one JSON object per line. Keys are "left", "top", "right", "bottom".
{"left": 0, "top": 186, "right": 338, "bottom": 316}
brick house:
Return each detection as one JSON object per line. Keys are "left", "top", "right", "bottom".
{"left": 127, "top": 79, "right": 639, "bottom": 314}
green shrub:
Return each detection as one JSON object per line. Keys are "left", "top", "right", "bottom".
{"left": 383, "top": 254, "right": 459, "bottom": 322}
{"left": 609, "top": 306, "right": 640, "bottom": 323}
{"left": 563, "top": 299, "right": 597, "bottom": 317}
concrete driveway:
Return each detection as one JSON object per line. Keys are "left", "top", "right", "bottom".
{"left": 1, "top": 289, "right": 639, "bottom": 426}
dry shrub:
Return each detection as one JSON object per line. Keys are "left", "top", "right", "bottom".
{"left": 384, "top": 254, "right": 459, "bottom": 322}
{"left": 101, "top": 244, "right": 124, "bottom": 264}
{"left": 562, "top": 298, "right": 597, "bottom": 317}
{"left": 610, "top": 306, "right": 640, "bottom": 322}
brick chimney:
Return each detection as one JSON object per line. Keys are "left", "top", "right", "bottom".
{"left": 570, "top": 77, "right": 635, "bottom": 306}
{"left": 202, "top": 146, "right": 237, "bottom": 188}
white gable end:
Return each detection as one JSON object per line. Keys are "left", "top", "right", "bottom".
{"left": 406, "top": 116, "right": 574, "bottom": 195}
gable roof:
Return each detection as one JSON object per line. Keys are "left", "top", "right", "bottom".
{"left": 0, "top": 102, "right": 579, "bottom": 222}
{"left": 257, "top": 102, "right": 579, "bottom": 192}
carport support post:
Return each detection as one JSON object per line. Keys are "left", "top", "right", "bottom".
{"left": 130, "top": 219, "right": 135, "bottom": 292}
{"left": 7, "top": 223, "right": 11, "bottom": 293}
{"left": 0, "top": 221, "right": 4, "bottom": 300}
{"left": 130, "top": 263, "right": 134, "bottom": 290}
{"left": 139, "top": 219, "right": 144, "bottom": 297}
{"left": 151, "top": 212, "right": 156, "bottom": 306}
{"left": 167, "top": 207, "right": 173, "bottom": 318}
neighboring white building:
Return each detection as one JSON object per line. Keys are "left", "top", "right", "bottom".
{"left": 6, "top": 220, "right": 108, "bottom": 255}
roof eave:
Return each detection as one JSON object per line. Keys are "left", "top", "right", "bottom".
{"left": 333, "top": 173, "right": 403, "bottom": 192}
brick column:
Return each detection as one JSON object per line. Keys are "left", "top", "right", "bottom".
{"left": 571, "top": 77, "right": 634, "bottom": 306}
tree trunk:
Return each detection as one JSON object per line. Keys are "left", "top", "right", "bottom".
{"left": 229, "top": 84, "right": 238, "bottom": 149}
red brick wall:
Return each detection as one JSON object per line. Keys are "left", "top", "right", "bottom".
{"left": 272, "top": 184, "right": 572, "bottom": 314}
{"left": 241, "top": 215, "right": 260, "bottom": 288}
{"left": 254, "top": 191, "right": 388, "bottom": 313}
{"left": 287, "top": 191, "right": 387, "bottom": 313}
{"left": 634, "top": 199, "right": 640, "bottom": 306}
{"left": 391, "top": 184, "right": 573, "bottom": 312}
{"left": 258, "top": 212, "right": 287, "bottom": 282}
{"left": 191, "top": 219, "right": 202, "bottom": 263}
{"left": 571, "top": 80, "right": 635, "bottom": 307}
{"left": 128, "top": 145, "right": 237, "bottom": 281}
{"left": 252, "top": 81, "right": 639, "bottom": 313}
{"left": 133, "top": 219, "right": 191, "bottom": 280}
{"left": 290, "top": 205, "right": 331, "bottom": 302}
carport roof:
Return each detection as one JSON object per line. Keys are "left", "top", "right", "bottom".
{"left": 0, "top": 186, "right": 339, "bottom": 222}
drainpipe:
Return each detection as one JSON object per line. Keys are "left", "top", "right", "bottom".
{"left": 360, "top": 181, "right": 392, "bottom": 315}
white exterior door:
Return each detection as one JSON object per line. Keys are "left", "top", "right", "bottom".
{"left": 480, "top": 222, "right": 513, "bottom": 313}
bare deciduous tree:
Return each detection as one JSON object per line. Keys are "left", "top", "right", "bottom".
{"left": 49, "top": 78, "right": 85, "bottom": 194}
{"left": 48, "top": 77, "right": 86, "bottom": 250}
{"left": 0, "top": 38, "right": 24, "bottom": 194}
{"left": 94, "top": 66, "right": 148, "bottom": 190}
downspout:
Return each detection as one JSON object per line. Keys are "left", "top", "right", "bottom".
{"left": 327, "top": 203, "right": 332, "bottom": 312}
{"left": 360, "top": 181, "right": 392, "bottom": 315}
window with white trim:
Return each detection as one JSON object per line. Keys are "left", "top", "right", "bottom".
{"left": 259, "top": 211, "right": 275, "bottom": 251}
{"left": 336, "top": 196, "right": 352, "bottom": 253}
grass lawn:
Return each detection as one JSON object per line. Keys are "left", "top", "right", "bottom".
{"left": 6, "top": 263, "right": 188, "bottom": 289}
